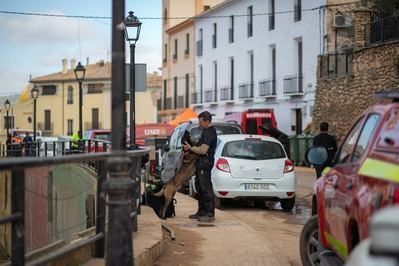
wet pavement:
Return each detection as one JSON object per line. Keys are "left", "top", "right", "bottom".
{"left": 220, "top": 168, "right": 316, "bottom": 266}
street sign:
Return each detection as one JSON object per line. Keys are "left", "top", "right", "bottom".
{"left": 125, "top": 63, "right": 147, "bottom": 92}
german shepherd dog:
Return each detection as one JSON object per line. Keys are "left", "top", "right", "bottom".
{"left": 154, "top": 130, "right": 198, "bottom": 219}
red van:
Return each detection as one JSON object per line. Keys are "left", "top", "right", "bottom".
{"left": 224, "top": 109, "right": 277, "bottom": 135}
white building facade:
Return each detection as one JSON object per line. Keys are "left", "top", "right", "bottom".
{"left": 193, "top": 0, "right": 327, "bottom": 135}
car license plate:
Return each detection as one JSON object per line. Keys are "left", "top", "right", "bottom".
{"left": 244, "top": 184, "right": 270, "bottom": 190}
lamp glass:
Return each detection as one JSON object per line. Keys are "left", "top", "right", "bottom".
{"left": 125, "top": 11, "right": 142, "bottom": 42}
{"left": 31, "top": 86, "right": 39, "bottom": 99}
{"left": 74, "top": 62, "right": 86, "bottom": 82}
{"left": 4, "top": 99, "right": 11, "bottom": 111}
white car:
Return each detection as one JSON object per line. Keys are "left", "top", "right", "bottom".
{"left": 192, "top": 134, "right": 296, "bottom": 211}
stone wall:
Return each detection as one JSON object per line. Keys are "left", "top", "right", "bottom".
{"left": 312, "top": 41, "right": 399, "bottom": 141}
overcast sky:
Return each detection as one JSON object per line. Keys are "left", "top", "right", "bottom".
{"left": 0, "top": 0, "right": 162, "bottom": 96}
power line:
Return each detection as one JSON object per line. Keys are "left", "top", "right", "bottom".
{"left": 0, "top": 2, "right": 363, "bottom": 21}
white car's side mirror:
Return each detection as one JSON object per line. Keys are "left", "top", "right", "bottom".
{"left": 370, "top": 206, "right": 399, "bottom": 259}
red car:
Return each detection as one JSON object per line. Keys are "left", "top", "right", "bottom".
{"left": 300, "top": 93, "right": 399, "bottom": 266}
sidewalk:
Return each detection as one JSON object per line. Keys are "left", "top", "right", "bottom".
{"left": 159, "top": 193, "right": 291, "bottom": 266}
{"left": 84, "top": 206, "right": 164, "bottom": 266}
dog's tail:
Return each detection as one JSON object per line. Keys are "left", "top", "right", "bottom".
{"left": 153, "top": 187, "right": 165, "bottom": 197}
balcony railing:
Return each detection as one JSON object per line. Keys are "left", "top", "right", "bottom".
{"left": 196, "top": 40, "right": 203, "bottom": 56}
{"left": 238, "top": 83, "right": 254, "bottom": 99}
{"left": 283, "top": 75, "right": 304, "bottom": 95}
{"left": 165, "top": 97, "right": 172, "bottom": 110}
{"left": 204, "top": 89, "right": 217, "bottom": 103}
{"left": 177, "top": 95, "right": 185, "bottom": 108}
{"left": 370, "top": 12, "right": 399, "bottom": 44}
{"left": 259, "top": 79, "right": 276, "bottom": 97}
{"left": 319, "top": 52, "right": 353, "bottom": 78}
{"left": 228, "top": 28, "right": 234, "bottom": 43}
{"left": 220, "top": 86, "right": 233, "bottom": 101}
{"left": 191, "top": 92, "right": 202, "bottom": 104}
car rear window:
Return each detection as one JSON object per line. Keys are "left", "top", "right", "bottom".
{"left": 222, "top": 140, "right": 285, "bottom": 160}
{"left": 189, "top": 124, "right": 242, "bottom": 141}
{"left": 94, "top": 133, "right": 111, "bottom": 141}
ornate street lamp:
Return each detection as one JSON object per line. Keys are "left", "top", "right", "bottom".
{"left": 4, "top": 99, "right": 11, "bottom": 137}
{"left": 31, "top": 85, "right": 39, "bottom": 141}
{"left": 74, "top": 62, "right": 86, "bottom": 139}
{"left": 125, "top": 11, "right": 142, "bottom": 146}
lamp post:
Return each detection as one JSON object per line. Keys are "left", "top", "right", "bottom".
{"left": 31, "top": 86, "right": 39, "bottom": 141}
{"left": 74, "top": 62, "right": 86, "bottom": 139}
{"left": 4, "top": 99, "right": 11, "bottom": 137}
{"left": 125, "top": 11, "right": 142, "bottom": 147}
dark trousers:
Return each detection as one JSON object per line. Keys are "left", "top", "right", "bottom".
{"left": 195, "top": 168, "right": 215, "bottom": 215}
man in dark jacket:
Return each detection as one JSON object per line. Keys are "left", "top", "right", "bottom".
{"left": 183, "top": 111, "right": 217, "bottom": 222}
{"left": 313, "top": 122, "right": 337, "bottom": 178}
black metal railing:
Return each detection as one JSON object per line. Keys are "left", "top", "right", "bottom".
{"left": 196, "top": 40, "right": 203, "bottom": 56}
{"left": 0, "top": 140, "right": 148, "bottom": 265}
{"left": 177, "top": 95, "right": 185, "bottom": 108}
{"left": 238, "top": 83, "right": 254, "bottom": 99}
{"left": 259, "top": 79, "right": 276, "bottom": 97}
{"left": 283, "top": 75, "right": 304, "bottom": 95}
{"left": 191, "top": 92, "right": 202, "bottom": 104}
{"left": 220, "top": 86, "right": 233, "bottom": 101}
{"left": 165, "top": 97, "right": 172, "bottom": 110}
{"left": 371, "top": 12, "right": 399, "bottom": 44}
{"left": 228, "top": 28, "right": 234, "bottom": 43}
{"left": 205, "top": 89, "right": 217, "bottom": 103}
{"left": 319, "top": 52, "right": 353, "bottom": 78}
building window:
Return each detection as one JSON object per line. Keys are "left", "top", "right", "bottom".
{"left": 269, "top": 0, "right": 275, "bottom": 30}
{"left": 173, "top": 39, "right": 178, "bottom": 60}
{"left": 88, "top": 84, "right": 104, "bottom": 94}
{"left": 163, "top": 8, "right": 167, "bottom": 24}
{"left": 163, "top": 80, "right": 167, "bottom": 110}
{"left": 196, "top": 29, "right": 203, "bottom": 57}
{"left": 44, "top": 110, "right": 51, "bottom": 131}
{"left": 230, "top": 57, "right": 234, "bottom": 96}
{"left": 250, "top": 52, "right": 254, "bottom": 87}
{"left": 67, "top": 119, "right": 73, "bottom": 135}
{"left": 247, "top": 6, "right": 253, "bottom": 38}
{"left": 174, "top": 77, "right": 178, "bottom": 109}
{"left": 294, "top": 0, "right": 302, "bottom": 22}
{"left": 229, "top": 16, "right": 234, "bottom": 43}
{"left": 214, "top": 61, "right": 217, "bottom": 101}
{"left": 163, "top": 44, "right": 167, "bottom": 63}
{"left": 92, "top": 108, "right": 99, "bottom": 129}
{"left": 4, "top": 116, "right": 14, "bottom": 130}
{"left": 185, "top": 73, "right": 189, "bottom": 108}
{"left": 185, "top": 33, "right": 190, "bottom": 55}
{"left": 212, "top": 23, "right": 217, "bottom": 48}
{"left": 67, "top": 86, "right": 73, "bottom": 104}
{"left": 199, "top": 65, "right": 203, "bottom": 101}
{"left": 42, "top": 85, "right": 56, "bottom": 95}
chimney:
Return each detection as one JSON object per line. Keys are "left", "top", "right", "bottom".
{"left": 62, "top": 59, "right": 68, "bottom": 74}
{"left": 70, "top": 59, "right": 77, "bottom": 70}
{"left": 86, "top": 57, "right": 90, "bottom": 66}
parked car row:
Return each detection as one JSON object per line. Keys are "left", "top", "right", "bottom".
{"left": 300, "top": 92, "right": 399, "bottom": 266}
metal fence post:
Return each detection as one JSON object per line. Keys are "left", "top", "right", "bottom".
{"left": 104, "top": 157, "right": 133, "bottom": 266}
{"left": 95, "top": 160, "right": 106, "bottom": 258}
{"left": 11, "top": 169, "right": 25, "bottom": 266}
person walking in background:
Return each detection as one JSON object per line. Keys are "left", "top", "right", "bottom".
{"left": 71, "top": 130, "right": 82, "bottom": 152}
{"left": 23, "top": 132, "right": 33, "bottom": 156}
{"left": 183, "top": 111, "right": 217, "bottom": 222}
{"left": 6, "top": 134, "right": 12, "bottom": 157}
{"left": 313, "top": 122, "right": 338, "bottom": 178}
{"left": 11, "top": 132, "right": 23, "bottom": 156}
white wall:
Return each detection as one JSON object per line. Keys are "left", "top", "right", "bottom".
{"left": 194, "top": 0, "right": 326, "bottom": 134}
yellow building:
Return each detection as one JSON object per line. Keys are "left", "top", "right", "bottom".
{"left": 2, "top": 59, "right": 161, "bottom": 138}
{"left": 159, "top": 0, "right": 224, "bottom": 122}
